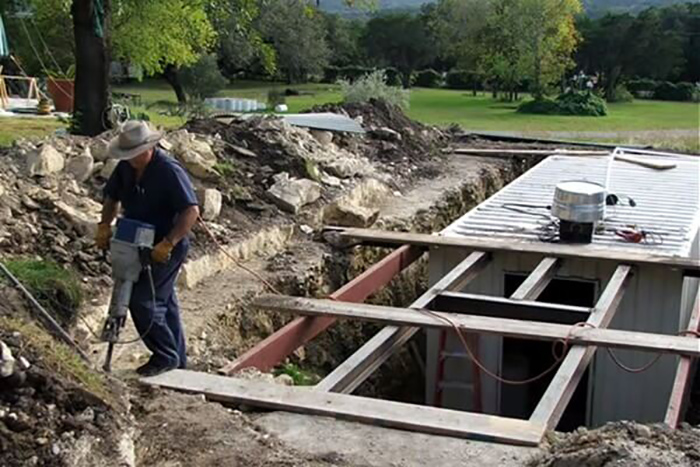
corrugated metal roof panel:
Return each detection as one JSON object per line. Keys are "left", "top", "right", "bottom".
{"left": 282, "top": 113, "right": 365, "bottom": 133}
{"left": 443, "top": 154, "right": 700, "bottom": 259}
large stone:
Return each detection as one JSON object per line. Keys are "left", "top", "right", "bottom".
{"left": 100, "top": 159, "right": 120, "bottom": 179}
{"left": 323, "top": 202, "right": 379, "bottom": 228}
{"left": 0, "top": 340, "right": 15, "bottom": 378}
{"left": 89, "top": 138, "right": 110, "bottom": 162}
{"left": 267, "top": 173, "right": 321, "bottom": 214}
{"left": 66, "top": 148, "right": 94, "bottom": 182}
{"left": 324, "top": 158, "right": 366, "bottom": 178}
{"left": 169, "top": 131, "right": 219, "bottom": 179}
{"left": 197, "top": 188, "right": 223, "bottom": 221}
{"left": 26, "top": 145, "right": 65, "bottom": 176}
{"left": 372, "top": 127, "right": 402, "bottom": 142}
{"left": 54, "top": 200, "right": 100, "bottom": 237}
{"left": 310, "top": 130, "right": 333, "bottom": 146}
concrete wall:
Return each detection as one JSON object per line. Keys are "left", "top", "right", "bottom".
{"left": 426, "top": 246, "right": 687, "bottom": 427}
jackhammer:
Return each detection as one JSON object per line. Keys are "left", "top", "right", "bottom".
{"left": 100, "top": 219, "right": 156, "bottom": 372}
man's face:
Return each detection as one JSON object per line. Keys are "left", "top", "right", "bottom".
{"left": 128, "top": 148, "right": 154, "bottom": 169}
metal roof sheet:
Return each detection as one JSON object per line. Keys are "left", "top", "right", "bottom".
{"left": 443, "top": 153, "right": 700, "bottom": 259}
{"left": 282, "top": 113, "right": 365, "bottom": 133}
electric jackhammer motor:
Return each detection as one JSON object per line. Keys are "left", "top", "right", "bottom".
{"left": 100, "top": 219, "right": 155, "bottom": 372}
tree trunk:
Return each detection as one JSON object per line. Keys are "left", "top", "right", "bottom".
{"left": 163, "top": 64, "right": 187, "bottom": 104}
{"left": 72, "top": 0, "right": 111, "bottom": 136}
{"left": 605, "top": 66, "right": 622, "bottom": 101}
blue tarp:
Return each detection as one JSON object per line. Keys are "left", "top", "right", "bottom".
{"left": 0, "top": 14, "right": 9, "bottom": 57}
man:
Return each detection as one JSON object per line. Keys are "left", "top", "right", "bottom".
{"left": 95, "top": 121, "right": 199, "bottom": 377}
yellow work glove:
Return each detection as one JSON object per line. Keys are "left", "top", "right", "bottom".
{"left": 95, "top": 223, "right": 112, "bottom": 250}
{"left": 151, "top": 239, "right": 175, "bottom": 263}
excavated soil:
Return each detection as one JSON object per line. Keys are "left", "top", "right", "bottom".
{"left": 529, "top": 421, "right": 700, "bottom": 466}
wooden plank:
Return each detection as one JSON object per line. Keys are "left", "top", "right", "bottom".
{"left": 433, "top": 291, "right": 589, "bottom": 324}
{"left": 449, "top": 148, "right": 609, "bottom": 157}
{"left": 530, "top": 265, "right": 634, "bottom": 430}
{"left": 665, "top": 286, "right": 700, "bottom": 427}
{"left": 219, "top": 245, "right": 424, "bottom": 374}
{"left": 328, "top": 228, "right": 700, "bottom": 273}
{"left": 141, "top": 369, "right": 545, "bottom": 446}
{"left": 614, "top": 153, "right": 676, "bottom": 170}
{"left": 511, "top": 257, "right": 560, "bottom": 301}
{"left": 253, "top": 294, "right": 700, "bottom": 358}
{"left": 315, "top": 251, "right": 490, "bottom": 394}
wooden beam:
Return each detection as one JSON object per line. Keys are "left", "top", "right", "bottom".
{"left": 665, "top": 286, "right": 700, "bottom": 427}
{"left": 433, "top": 291, "right": 589, "bottom": 324}
{"left": 328, "top": 228, "right": 700, "bottom": 274}
{"left": 252, "top": 294, "right": 700, "bottom": 358}
{"left": 219, "top": 245, "right": 425, "bottom": 375}
{"left": 315, "top": 251, "right": 490, "bottom": 394}
{"left": 511, "top": 257, "right": 560, "bottom": 301}
{"left": 529, "top": 265, "right": 634, "bottom": 430}
{"left": 141, "top": 369, "right": 545, "bottom": 446}
{"left": 448, "top": 148, "right": 609, "bottom": 156}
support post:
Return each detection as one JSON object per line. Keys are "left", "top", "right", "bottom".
{"left": 665, "top": 286, "right": 700, "bottom": 427}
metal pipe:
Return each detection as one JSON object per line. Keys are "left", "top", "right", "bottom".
{"left": 0, "top": 261, "right": 91, "bottom": 362}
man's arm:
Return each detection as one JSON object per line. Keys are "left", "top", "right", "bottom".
{"left": 100, "top": 196, "right": 120, "bottom": 225}
{"left": 166, "top": 205, "right": 200, "bottom": 245}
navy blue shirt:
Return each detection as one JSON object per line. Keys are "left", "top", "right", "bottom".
{"left": 104, "top": 148, "right": 199, "bottom": 246}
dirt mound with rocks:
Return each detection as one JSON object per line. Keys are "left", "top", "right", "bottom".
{"left": 0, "top": 287, "right": 128, "bottom": 467}
{"left": 529, "top": 421, "right": 700, "bottom": 467}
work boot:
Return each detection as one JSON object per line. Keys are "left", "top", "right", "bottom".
{"left": 135, "top": 358, "right": 155, "bottom": 375}
{"left": 138, "top": 360, "right": 177, "bottom": 377}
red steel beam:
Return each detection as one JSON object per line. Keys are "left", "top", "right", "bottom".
{"left": 665, "top": 286, "right": 700, "bottom": 427}
{"left": 219, "top": 244, "right": 425, "bottom": 374}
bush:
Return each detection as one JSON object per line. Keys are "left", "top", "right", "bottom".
{"left": 654, "top": 81, "right": 699, "bottom": 102}
{"left": 607, "top": 84, "right": 634, "bottom": 103}
{"left": 627, "top": 78, "right": 658, "bottom": 95}
{"left": 518, "top": 91, "right": 607, "bottom": 116}
{"left": 339, "top": 70, "right": 410, "bottom": 111}
{"left": 180, "top": 54, "right": 228, "bottom": 99}
{"left": 414, "top": 69, "right": 443, "bottom": 88}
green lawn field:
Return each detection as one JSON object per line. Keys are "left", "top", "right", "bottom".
{"left": 1, "top": 79, "right": 697, "bottom": 150}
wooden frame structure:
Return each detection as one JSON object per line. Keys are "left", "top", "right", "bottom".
{"left": 0, "top": 67, "right": 41, "bottom": 109}
{"left": 144, "top": 227, "right": 700, "bottom": 446}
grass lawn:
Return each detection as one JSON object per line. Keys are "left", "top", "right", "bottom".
{"left": 1, "top": 79, "right": 697, "bottom": 149}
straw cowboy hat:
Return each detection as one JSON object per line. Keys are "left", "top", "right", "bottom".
{"left": 107, "top": 121, "right": 164, "bottom": 160}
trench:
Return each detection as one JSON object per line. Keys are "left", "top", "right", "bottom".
{"left": 261, "top": 156, "right": 537, "bottom": 402}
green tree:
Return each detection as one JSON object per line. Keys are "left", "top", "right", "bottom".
{"left": 322, "top": 12, "right": 364, "bottom": 67}
{"left": 259, "top": 0, "right": 330, "bottom": 83}
{"left": 362, "top": 12, "right": 435, "bottom": 87}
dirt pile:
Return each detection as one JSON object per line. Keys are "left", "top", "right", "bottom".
{"left": 0, "top": 287, "right": 129, "bottom": 467}
{"left": 529, "top": 421, "right": 700, "bottom": 467}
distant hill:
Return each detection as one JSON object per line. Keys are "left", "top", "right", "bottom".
{"left": 319, "top": 0, "right": 699, "bottom": 17}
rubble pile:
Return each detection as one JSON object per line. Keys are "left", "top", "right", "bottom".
{"left": 0, "top": 288, "right": 125, "bottom": 467}
{"left": 529, "top": 421, "right": 700, "bottom": 466}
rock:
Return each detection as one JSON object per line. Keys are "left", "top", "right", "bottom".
{"left": 54, "top": 201, "right": 100, "bottom": 237}
{"left": 266, "top": 173, "right": 321, "bottom": 214}
{"left": 323, "top": 202, "right": 379, "bottom": 228}
{"left": 197, "top": 188, "right": 223, "bottom": 221}
{"left": 320, "top": 173, "right": 342, "bottom": 187}
{"left": 229, "top": 145, "right": 257, "bottom": 158}
{"left": 274, "top": 374, "right": 294, "bottom": 386}
{"left": 0, "top": 340, "right": 16, "bottom": 378}
{"left": 18, "top": 357, "right": 30, "bottom": 371}
{"left": 89, "top": 138, "right": 110, "bottom": 162}
{"left": 372, "top": 127, "right": 402, "bottom": 142}
{"left": 0, "top": 182, "right": 4, "bottom": 198}
{"left": 310, "top": 130, "right": 333, "bottom": 146}
{"left": 75, "top": 407, "right": 95, "bottom": 424}
{"left": 100, "top": 159, "right": 120, "bottom": 179}
{"left": 26, "top": 145, "right": 65, "bottom": 176}
{"left": 324, "top": 158, "right": 366, "bottom": 178}
{"left": 299, "top": 224, "right": 313, "bottom": 235}
{"left": 169, "top": 130, "right": 219, "bottom": 180}
{"left": 66, "top": 149, "right": 94, "bottom": 182}
{"left": 35, "top": 437, "right": 49, "bottom": 446}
